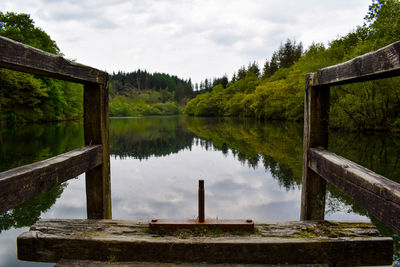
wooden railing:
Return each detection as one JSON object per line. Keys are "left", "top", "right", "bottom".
{"left": 0, "top": 36, "right": 111, "bottom": 219}
{"left": 301, "top": 40, "right": 400, "bottom": 234}
{"left": 2, "top": 34, "right": 400, "bottom": 234}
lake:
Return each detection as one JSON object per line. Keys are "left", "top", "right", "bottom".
{"left": 0, "top": 116, "right": 399, "bottom": 266}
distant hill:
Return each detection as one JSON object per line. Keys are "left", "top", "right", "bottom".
{"left": 109, "top": 70, "right": 194, "bottom": 116}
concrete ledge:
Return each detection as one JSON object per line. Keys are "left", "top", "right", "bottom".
{"left": 17, "top": 219, "right": 393, "bottom": 266}
{"left": 55, "top": 259, "right": 330, "bottom": 267}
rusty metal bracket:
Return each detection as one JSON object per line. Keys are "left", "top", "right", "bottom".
{"left": 149, "top": 180, "right": 254, "bottom": 232}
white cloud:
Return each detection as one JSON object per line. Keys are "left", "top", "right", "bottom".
{"left": 2, "top": 0, "right": 369, "bottom": 83}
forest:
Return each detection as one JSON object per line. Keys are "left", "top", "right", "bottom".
{"left": 109, "top": 70, "right": 193, "bottom": 116}
{"left": 185, "top": 0, "right": 400, "bottom": 131}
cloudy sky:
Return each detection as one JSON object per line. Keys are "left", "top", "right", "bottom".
{"left": 3, "top": 0, "right": 369, "bottom": 84}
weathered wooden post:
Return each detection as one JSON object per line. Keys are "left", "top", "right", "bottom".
{"left": 84, "top": 79, "right": 112, "bottom": 219}
{"left": 300, "top": 73, "right": 330, "bottom": 220}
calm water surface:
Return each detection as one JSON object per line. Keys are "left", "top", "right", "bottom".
{"left": 1, "top": 116, "right": 399, "bottom": 266}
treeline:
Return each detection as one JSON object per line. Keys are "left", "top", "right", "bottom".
{"left": 193, "top": 75, "right": 229, "bottom": 94}
{"left": 109, "top": 70, "right": 193, "bottom": 116}
{"left": 185, "top": 0, "right": 400, "bottom": 131}
{"left": 0, "top": 12, "right": 83, "bottom": 123}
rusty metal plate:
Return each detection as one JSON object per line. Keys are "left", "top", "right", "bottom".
{"left": 149, "top": 219, "right": 254, "bottom": 231}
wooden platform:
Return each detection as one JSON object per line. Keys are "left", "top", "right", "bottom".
{"left": 17, "top": 219, "right": 393, "bottom": 266}
{"left": 55, "top": 259, "right": 330, "bottom": 267}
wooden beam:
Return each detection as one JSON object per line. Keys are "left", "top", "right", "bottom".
{"left": 18, "top": 219, "right": 393, "bottom": 266}
{"left": 313, "top": 40, "right": 400, "bottom": 87}
{"left": 308, "top": 147, "right": 400, "bottom": 234}
{"left": 84, "top": 82, "right": 111, "bottom": 219}
{"left": 0, "top": 36, "right": 107, "bottom": 84}
{"left": 300, "top": 74, "right": 330, "bottom": 220}
{"left": 0, "top": 145, "right": 103, "bottom": 213}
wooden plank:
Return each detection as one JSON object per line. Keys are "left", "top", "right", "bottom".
{"left": 17, "top": 219, "right": 393, "bottom": 266}
{"left": 313, "top": 40, "right": 400, "bottom": 87}
{"left": 55, "top": 259, "right": 329, "bottom": 267}
{"left": 84, "top": 82, "right": 111, "bottom": 219}
{"left": 308, "top": 147, "right": 400, "bottom": 234}
{"left": 300, "top": 74, "right": 330, "bottom": 220}
{"left": 0, "top": 145, "right": 103, "bottom": 213}
{"left": 0, "top": 36, "right": 107, "bottom": 84}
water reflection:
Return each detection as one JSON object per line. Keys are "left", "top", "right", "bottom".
{"left": 0, "top": 121, "right": 84, "bottom": 172}
{"left": 184, "top": 117, "right": 303, "bottom": 190}
{"left": 110, "top": 116, "right": 195, "bottom": 160}
{"left": 110, "top": 146, "right": 302, "bottom": 221}
{"left": 0, "top": 121, "right": 84, "bottom": 267}
{"left": 2, "top": 117, "right": 398, "bottom": 225}
{"left": 0, "top": 121, "right": 84, "bottom": 233}
{"left": 107, "top": 117, "right": 369, "bottom": 224}
{"left": 110, "top": 116, "right": 302, "bottom": 192}
{"left": 1, "top": 116, "right": 399, "bottom": 266}
{"left": 329, "top": 131, "right": 400, "bottom": 184}
{"left": 107, "top": 117, "right": 304, "bottom": 221}
{"left": 0, "top": 185, "right": 65, "bottom": 232}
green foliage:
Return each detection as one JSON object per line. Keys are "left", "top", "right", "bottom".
{"left": 0, "top": 11, "right": 59, "bottom": 54}
{"left": 109, "top": 94, "right": 181, "bottom": 117}
{"left": 0, "top": 68, "right": 83, "bottom": 123}
{"left": 276, "top": 39, "right": 303, "bottom": 69}
{"left": 110, "top": 70, "right": 193, "bottom": 105}
{"left": 247, "top": 61, "right": 261, "bottom": 77}
{"left": 262, "top": 39, "right": 303, "bottom": 79}
{"left": 0, "top": 12, "right": 83, "bottom": 123}
{"left": 330, "top": 77, "right": 400, "bottom": 130}
{"left": 364, "top": 0, "right": 400, "bottom": 47}
{"left": 186, "top": 0, "right": 400, "bottom": 131}
{"left": 185, "top": 74, "right": 260, "bottom": 117}
{"left": 109, "top": 70, "right": 192, "bottom": 116}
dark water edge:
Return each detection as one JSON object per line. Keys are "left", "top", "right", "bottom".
{"left": 0, "top": 116, "right": 398, "bottom": 266}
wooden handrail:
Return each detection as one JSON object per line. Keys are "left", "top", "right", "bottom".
{"left": 0, "top": 145, "right": 103, "bottom": 213}
{"left": 301, "top": 39, "right": 400, "bottom": 234}
{"left": 308, "top": 148, "right": 400, "bottom": 234}
{"left": 312, "top": 40, "right": 400, "bottom": 87}
{"left": 0, "top": 36, "right": 107, "bottom": 85}
{"left": 0, "top": 36, "right": 111, "bottom": 219}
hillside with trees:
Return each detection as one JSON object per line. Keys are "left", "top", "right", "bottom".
{"left": 185, "top": 0, "right": 400, "bottom": 131}
{"left": 0, "top": 12, "right": 83, "bottom": 124}
{"left": 109, "top": 70, "right": 193, "bottom": 116}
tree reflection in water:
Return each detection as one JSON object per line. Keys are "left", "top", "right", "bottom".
{"left": 1, "top": 116, "right": 399, "bottom": 256}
